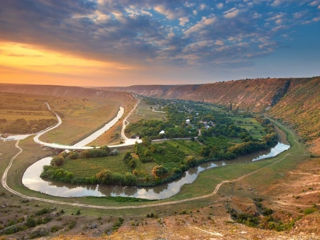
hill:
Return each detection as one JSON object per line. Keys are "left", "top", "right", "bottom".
{"left": 105, "top": 78, "right": 293, "bottom": 112}
{"left": 269, "top": 77, "right": 320, "bottom": 154}
{"left": 105, "top": 77, "right": 320, "bottom": 153}
{"left": 0, "top": 84, "right": 132, "bottom": 101}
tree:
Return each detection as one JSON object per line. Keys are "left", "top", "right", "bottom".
{"left": 95, "top": 169, "right": 112, "bottom": 183}
{"left": 101, "top": 145, "right": 111, "bottom": 154}
{"left": 142, "top": 136, "right": 152, "bottom": 146}
{"left": 152, "top": 165, "right": 168, "bottom": 178}
{"left": 51, "top": 156, "right": 64, "bottom": 167}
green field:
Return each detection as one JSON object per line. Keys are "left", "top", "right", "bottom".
{"left": 62, "top": 150, "right": 130, "bottom": 177}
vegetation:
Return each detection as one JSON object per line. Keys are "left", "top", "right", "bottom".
{"left": 0, "top": 92, "right": 57, "bottom": 134}
{"left": 41, "top": 98, "right": 278, "bottom": 187}
{"left": 228, "top": 198, "right": 297, "bottom": 231}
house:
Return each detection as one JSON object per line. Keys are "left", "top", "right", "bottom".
{"left": 159, "top": 130, "right": 165, "bottom": 135}
{"left": 186, "top": 119, "right": 191, "bottom": 124}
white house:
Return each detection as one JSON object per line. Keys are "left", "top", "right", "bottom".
{"left": 186, "top": 119, "right": 191, "bottom": 124}
{"left": 159, "top": 130, "right": 165, "bottom": 135}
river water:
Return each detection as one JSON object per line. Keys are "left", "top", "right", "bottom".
{"left": 22, "top": 141, "right": 290, "bottom": 200}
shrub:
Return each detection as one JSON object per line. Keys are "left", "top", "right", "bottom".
{"left": 304, "top": 207, "right": 316, "bottom": 215}
{"left": 51, "top": 156, "right": 64, "bottom": 167}
{"left": 152, "top": 165, "right": 168, "bottom": 178}
{"left": 95, "top": 169, "right": 112, "bottom": 183}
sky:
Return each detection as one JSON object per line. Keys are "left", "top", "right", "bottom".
{"left": 0, "top": 0, "right": 319, "bottom": 86}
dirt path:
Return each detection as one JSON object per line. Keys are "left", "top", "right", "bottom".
{"left": 120, "top": 98, "right": 141, "bottom": 142}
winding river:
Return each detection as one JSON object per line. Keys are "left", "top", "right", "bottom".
{"left": 22, "top": 142, "right": 290, "bottom": 200}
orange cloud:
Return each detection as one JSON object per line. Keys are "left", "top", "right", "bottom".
{"left": 0, "top": 41, "right": 137, "bottom": 86}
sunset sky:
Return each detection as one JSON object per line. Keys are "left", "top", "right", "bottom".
{"left": 0, "top": 0, "right": 319, "bottom": 86}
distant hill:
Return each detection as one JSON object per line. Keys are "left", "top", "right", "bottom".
{"left": 0, "top": 83, "right": 133, "bottom": 103}
{"left": 104, "top": 78, "right": 294, "bottom": 112}
{"left": 103, "top": 76, "right": 320, "bottom": 153}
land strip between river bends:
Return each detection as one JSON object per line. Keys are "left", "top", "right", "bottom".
{"left": 34, "top": 102, "right": 141, "bottom": 150}
{"left": 1, "top": 118, "right": 306, "bottom": 210}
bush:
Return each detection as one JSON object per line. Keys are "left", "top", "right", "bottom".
{"left": 51, "top": 156, "right": 64, "bottom": 167}
{"left": 96, "top": 169, "right": 112, "bottom": 183}
{"left": 152, "top": 165, "right": 168, "bottom": 178}
{"left": 304, "top": 207, "right": 317, "bottom": 215}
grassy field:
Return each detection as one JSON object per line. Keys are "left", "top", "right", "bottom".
{"left": 46, "top": 139, "right": 202, "bottom": 185}
{"left": 62, "top": 150, "right": 130, "bottom": 177}
{"left": 0, "top": 92, "right": 57, "bottom": 134}
{"left": 90, "top": 98, "right": 137, "bottom": 146}
{"left": 42, "top": 97, "right": 121, "bottom": 145}
{"left": 230, "top": 116, "right": 266, "bottom": 140}
{"left": 127, "top": 99, "right": 166, "bottom": 124}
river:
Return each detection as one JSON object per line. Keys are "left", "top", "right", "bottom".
{"left": 22, "top": 141, "right": 290, "bottom": 200}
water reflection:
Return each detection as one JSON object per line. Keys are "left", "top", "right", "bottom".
{"left": 22, "top": 142, "right": 290, "bottom": 200}
{"left": 252, "top": 142, "right": 290, "bottom": 161}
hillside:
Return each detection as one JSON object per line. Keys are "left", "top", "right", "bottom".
{"left": 270, "top": 77, "right": 320, "bottom": 154}
{"left": 106, "top": 78, "right": 293, "bottom": 112}
{"left": 0, "top": 84, "right": 132, "bottom": 102}
{"left": 105, "top": 77, "right": 320, "bottom": 153}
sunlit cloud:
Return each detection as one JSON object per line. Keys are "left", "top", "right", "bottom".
{"left": 0, "top": 0, "right": 319, "bottom": 85}
{"left": 0, "top": 41, "right": 135, "bottom": 73}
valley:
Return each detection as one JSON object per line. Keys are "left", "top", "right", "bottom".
{"left": 1, "top": 1, "right": 319, "bottom": 238}
{"left": 0, "top": 78, "right": 319, "bottom": 239}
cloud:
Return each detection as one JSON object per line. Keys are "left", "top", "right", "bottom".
{"left": 199, "top": 4, "right": 206, "bottom": 10}
{"left": 185, "top": 16, "right": 216, "bottom": 36}
{"left": 0, "top": 0, "right": 318, "bottom": 73}
{"left": 215, "top": 40, "right": 224, "bottom": 46}
{"left": 154, "top": 5, "right": 175, "bottom": 20}
{"left": 179, "top": 17, "right": 189, "bottom": 26}
{"left": 216, "top": 3, "right": 224, "bottom": 9}
{"left": 224, "top": 8, "right": 240, "bottom": 18}
{"left": 271, "top": 0, "right": 283, "bottom": 7}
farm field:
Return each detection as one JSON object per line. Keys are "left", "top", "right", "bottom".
{"left": 127, "top": 98, "right": 166, "bottom": 124}
{"left": 0, "top": 92, "right": 57, "bottom": 134}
